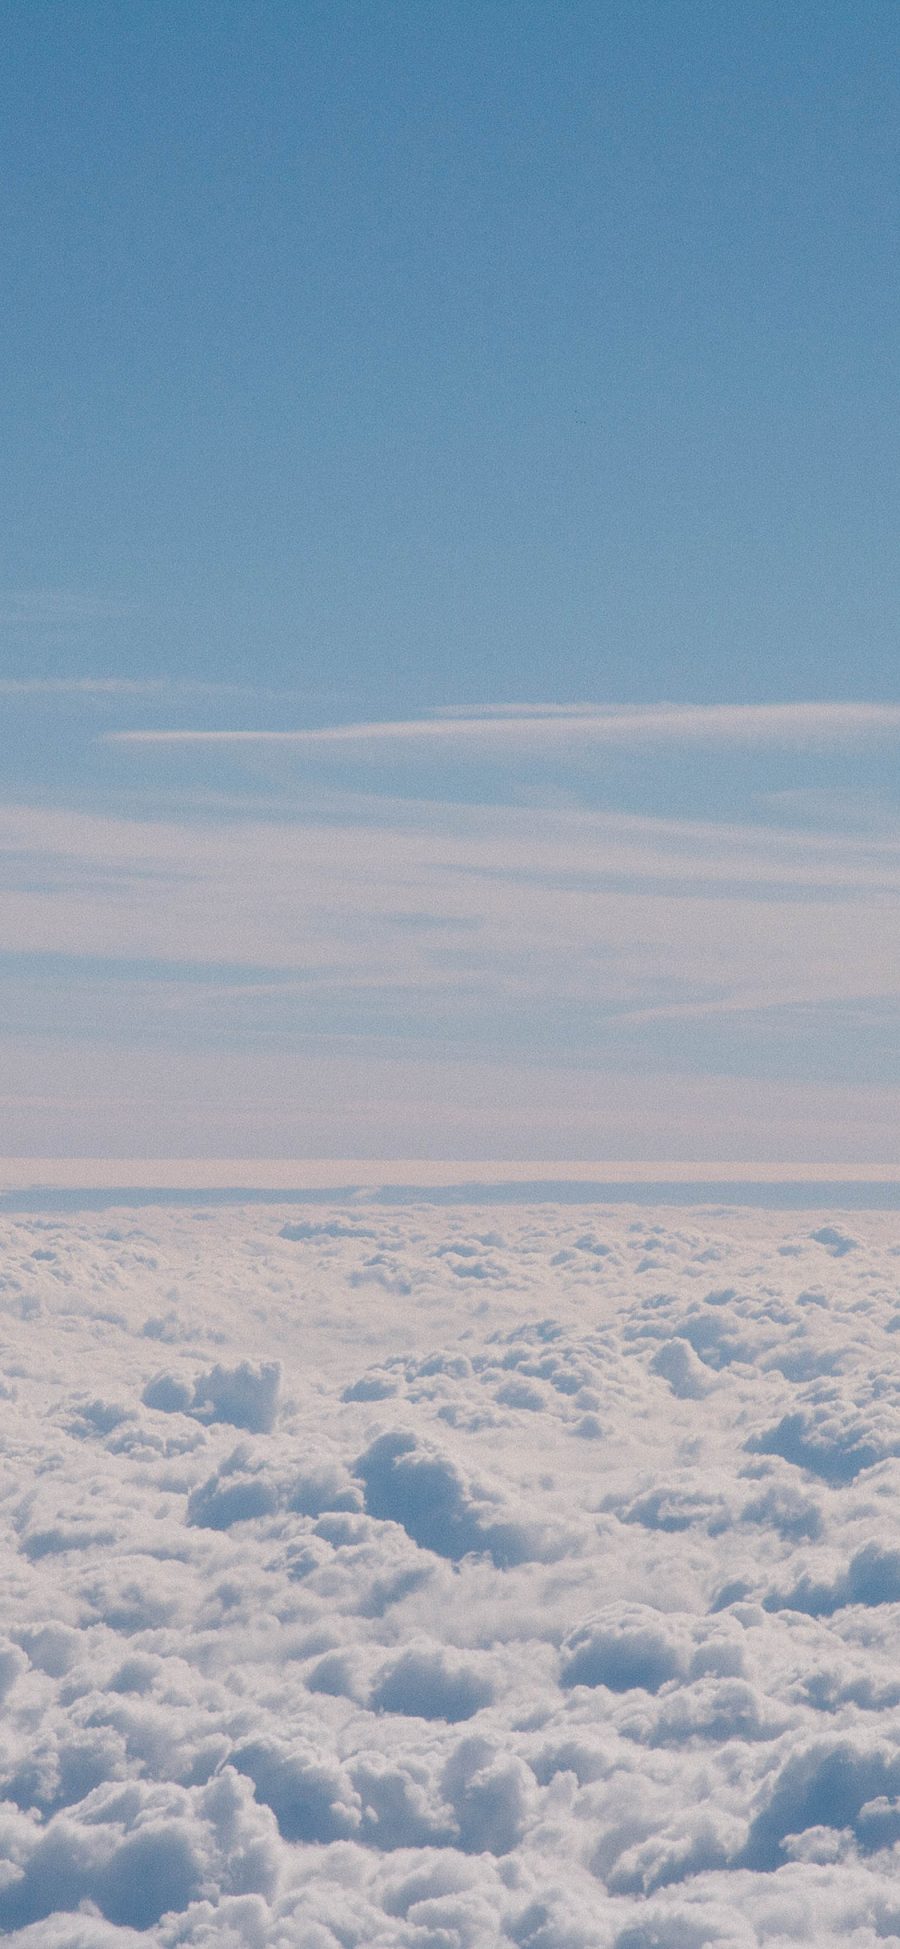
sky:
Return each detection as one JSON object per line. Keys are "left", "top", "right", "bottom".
{"left": 3, "top": 1, "right": 900, "bottom": 1164}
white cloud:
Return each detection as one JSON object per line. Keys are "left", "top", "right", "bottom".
{"left": 3, "top": 1037, "right": 900, "bottom": 1160}
{"left": 0, "top": 678, "right": 166, "bottom": 696}
{"left": 2, "top": 1199, "right": 900, "bottom": 1942}
{"left": 107, "top": 699, "right": 900, "bottom": 752}
{"left": 2, "top": 783, "right": 900, "bottom": 1155}
{"left": 0, "top": 590, "right": 133, "bottom": 628}
{"left": 5, "top": 1038, "right": 900, "bottom": 1163}
{"left": 0, "top": 676, "right": 340, "bottom": 702}
{"left": 3, "top": 1159, "right": 900, "bottom": 1191}
{"left": 2, "top": 798, "right": 900, "bottom": 1016}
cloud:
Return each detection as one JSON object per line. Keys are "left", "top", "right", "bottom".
{"left": 370, "top": 1644, "right": 495, "bottom": 1722}
{"left": 354, "top": 1429, "right": 555, "bottom": 1566}
{"left": 0, "top": 678, "right": 162, "bottom": 696}
{"left": 0, "top": 590, "right": 132, "bottom": 628}
{"left": 4, "top": 781, "right": 900, "bottom": 1157}
{"left": 5, "top": 1197, "right": 900, "bottom": 1941}
{"left": 765, "top": 1540, "right": 900, "bottom": 1617}
{"left": 107, "top": 699, "right": 900, "bottom": 752}
{"left": 747, "top": 1374, "right": 900, "bottom": 1483}
{"left": 561, "top": 1608, "right": 689, "bottom": 1693}
{"left": 143, "top": 1360, "right": 281, "bottom": 1433}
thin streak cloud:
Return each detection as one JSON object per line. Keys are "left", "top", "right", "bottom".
{"left": 107, "top": 701, "right": 900, "bottom": 751}
{"left": 0, "top": 677, "right": 322, "bottom": 700}
{"left": 0, "top": 678, "right": 173, "bottom": 697}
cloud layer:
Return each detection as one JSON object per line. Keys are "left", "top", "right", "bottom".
{"left": 3, "top": 781, "right": 900, "bottom": 1155}
{"left": 2, "top": 1199, "right": 900, "bottom": 1942}
{"left": 4, "top": 686, "right": 900, "bottom": 1154}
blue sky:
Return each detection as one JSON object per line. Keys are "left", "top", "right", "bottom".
{"left": 3, "top": 3, "right": 900, "bottom": 1162}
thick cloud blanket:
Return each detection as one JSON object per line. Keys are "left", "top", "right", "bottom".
{"left": 1, "top": 1202, "right": 899, "bottom": 1945}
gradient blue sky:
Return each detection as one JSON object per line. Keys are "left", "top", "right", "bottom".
{"left": 3, "top": 2, "right": 900, "bottom": 1161}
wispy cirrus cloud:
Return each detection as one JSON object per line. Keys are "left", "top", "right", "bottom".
{"left": 0, "top": 589, "right": 133, "bottom": 627}
{"left": 0, "top": 677, "right": 323, "bottom": 700}
{"left": 0, "top": 678, "right": 172, "bottom": 697}
{"left": 1, "top": 789, "right": 899, "bottom": 1155}
{"left": 2, "top": 796, "right": 899, "bottom": 1018}
{"left": 8, "top": 698, "right": 900, "bottom": 1157}
{"left": 106, "top": 700, "right": 900, "bottom": 750}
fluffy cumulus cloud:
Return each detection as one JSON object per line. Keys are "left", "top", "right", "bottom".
{"left": 2, "top": 1202, "right": 900, "bottom": 1942}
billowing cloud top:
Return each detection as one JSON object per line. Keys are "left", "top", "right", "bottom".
{"left": 3, "top": 1197, "right": 900, "bottom": 1944}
